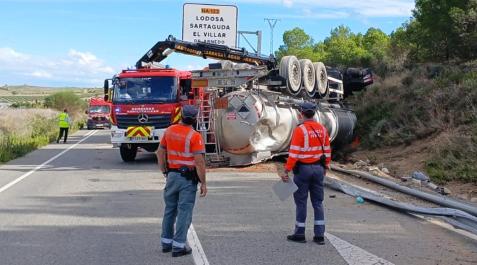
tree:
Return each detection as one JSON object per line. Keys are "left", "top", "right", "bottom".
{"left": 449, "top": 0, "right": 477, "bottom": 59}
{"left": 390, "top": 20, "right": 428, "bottom": 63}
{"left": 363, "top": 28, "right": 390, "bottom": 61}
{"left": 276, "top": 26, "right": 393, "bottom": 69}
{"left": 44, "top": 91, "right": 87, "bottom": 119}
{"left": 276, "top": 27, "right": 317, "bottom": 60}
{"left": 322, "top": 26, "right": 369, "bottom": 67}
{"left": 413, "top": 0, "right": 468, "bottom": 61}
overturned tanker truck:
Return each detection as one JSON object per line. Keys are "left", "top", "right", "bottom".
{"left": 132, "top": 36, "right": 373, "bottom": 166}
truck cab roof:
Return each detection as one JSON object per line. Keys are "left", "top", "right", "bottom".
{"left": 118, "top": 68, "right": 191, "bottom": 79}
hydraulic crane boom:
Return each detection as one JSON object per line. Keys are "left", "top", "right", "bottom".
{"left": 136, "top": 35, "right": 277, "bottom": 70}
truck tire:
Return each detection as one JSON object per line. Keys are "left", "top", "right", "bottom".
{"left": 313, "top": 62, "right": 329, "bottom": 98}
{"left": 219, "top": 60, "right": 234, "bottom": 70}
{"left": 299, "top": 59, "right": 316, "bottom": 98}
{"left": 120, "top": 144, "right": 137, "bottom": 162}
{"left": 279, "top": 56, "right": 302, "bottom": 96}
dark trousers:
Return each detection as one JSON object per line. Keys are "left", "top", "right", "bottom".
{"left": 293, "top": 163, "right": 325, "bottom": 237}
{"left": 57, "top": 128, "right": 69, "bottom": 143}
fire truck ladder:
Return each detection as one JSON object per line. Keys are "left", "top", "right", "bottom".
{"left": 136, "top": 35, "right": 277, "bottom": 70}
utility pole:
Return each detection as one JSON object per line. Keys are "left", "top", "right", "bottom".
{"left": 264, "top": 18, "right": 279, "bottom": 55}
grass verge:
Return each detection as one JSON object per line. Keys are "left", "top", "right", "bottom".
{"left": 0, "top": 109, "right": 83, "bottom": 163}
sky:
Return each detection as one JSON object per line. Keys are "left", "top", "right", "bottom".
{"left": 0, "top": 0, "right": 415, "bottom": 87}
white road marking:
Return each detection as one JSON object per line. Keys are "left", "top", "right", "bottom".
{"left": 411, "top": 214, "right": 477, "bottom": 241}
{"left": 187, "top": 224, "right": 210, "bottom": 265}
{"left": 326, "top": 232, "right": 395, "bottom": 265}
{"left": 0, "top": 130, "right": 97, "bottom": 194}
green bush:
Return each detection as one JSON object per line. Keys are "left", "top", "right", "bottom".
{"left": 426, "top": 125, "right": 477, "bottom": 184}
{"left": 44, "top": 91, "right": 87, "bottom": 118}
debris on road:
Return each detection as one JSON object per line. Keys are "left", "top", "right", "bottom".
{"left": 356, "top": 196, "right": 365, "bottom": 204}
{"left": 325, "top": 175, "right": 477, "bottom": 235}
{"left": 354, "top": 160, "right": 369, "bottom": 168}
{"left": 331, "top": 165, "right": 477, "bottom": 217}
{"left": 411, "top": 171, "right": 430, "bottom": 182}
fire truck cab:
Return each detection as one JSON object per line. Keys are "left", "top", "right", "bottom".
{"left": 104, "top": 67, "right": 194, "bottom": 162}
{"left": 86, "top": 97, "right": 111, "bottom": 130}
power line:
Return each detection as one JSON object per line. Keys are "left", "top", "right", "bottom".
{"left": 264, "top": 18, "right": 280, "bottom": 56}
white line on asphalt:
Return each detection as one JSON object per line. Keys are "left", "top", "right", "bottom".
{"left": 187, "top": 224, "right": 210, "bottom": 265}
{"left": 411, "top": 214, "right": 477, "bottom": 241}
{"left": 325, "top": 232, "right": 395, "bottom": 265}
{"left": 0, "top": 130, "right": 97, "bottom": 194}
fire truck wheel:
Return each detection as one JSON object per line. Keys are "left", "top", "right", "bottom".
{"left": 300, "top": 59, "right": 316, "bottom": 98}
{"left": 279, "top": 56, "right": 302, "bottom": 96}
{"left": 313, "top": 62, "right": 329, "bottom": 98}
{"left": 120, "top": 144, "right": 137, "bottom": 162}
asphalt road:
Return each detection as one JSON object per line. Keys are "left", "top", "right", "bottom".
{"left": 0, "top": 130, "right": 476, "bottom": 265}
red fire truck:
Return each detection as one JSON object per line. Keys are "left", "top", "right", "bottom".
{"left": 104, "top": 66, "right": 196, "bottom": 162}
{"left": 86, "top": 97, "right": 111, "bottom": 130}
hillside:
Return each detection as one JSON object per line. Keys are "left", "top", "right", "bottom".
{"left": 339, "top": 62, "right": 477, "bottom": 201}
{"left": 0, "top": 85, "right": 103, "bottom": 107}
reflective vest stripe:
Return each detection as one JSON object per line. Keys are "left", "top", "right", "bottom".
{"left": 168, "top": 150, "right": 194, "bottom": 158}
{"left": 290, "top": 145, "right": 331, "bottom": 152}
{"left": 168, "top": 159, "right": 195, "bottom": 166}
{"left": 299, "top": 125, "right": 309, "bottom": 149}
{"left": 289, "top": 153, "right": 331, "bottom": 159}
{"left": 184, "top": 129, "right": 195, "bottom": 154}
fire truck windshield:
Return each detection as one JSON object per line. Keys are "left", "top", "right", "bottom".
{"left": 112, "top": 77, "right": 177, "bottom": 104}
{"left": 89, "top": 106, "right": 110, "bottom": 114}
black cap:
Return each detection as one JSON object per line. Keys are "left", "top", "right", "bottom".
{"left": 299, "top": 102, "right": 317, "bottom": 113}
{"left": 181, "top": 105, "right": 199, "bottom": 119}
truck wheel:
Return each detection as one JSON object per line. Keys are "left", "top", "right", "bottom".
{"left": 300, "top": 59, "right": 316, "bottom": 98}
{"left": 219, "top": 60, "right": 234, "bottom": 70}
{"left": 313, "top": 62, "right": 329, "bottom": 98}
{"left": 120, "top": 144, "right": 137, "bottom": 162}
{"left": 279, "top": 56, "right": 302, "bottom": 96}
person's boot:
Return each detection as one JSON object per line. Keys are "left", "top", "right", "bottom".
{"left": 162, "top": 243, "right": 172, "bottom": 253}
{"left": 287, "top": 234, "right": 306, "bottom": 243}
{"left": 172, "top": 245, "right": 192, "bottom": 257}
{"left": 313, "top": 236, "right": 325, "bottom": 245}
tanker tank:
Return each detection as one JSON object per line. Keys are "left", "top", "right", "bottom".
{"left": 215, "top": 90, "right": 357, "bottom": 166}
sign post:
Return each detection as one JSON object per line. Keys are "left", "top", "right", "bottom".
{"left": 183, "top": 3, "right": 238, "bottom": 48}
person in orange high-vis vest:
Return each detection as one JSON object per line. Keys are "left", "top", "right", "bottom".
{"left": 156, "top": 105, "right": 207, "bottom": 258}
{"left": 281, "top": 101, "right": 331, "bottom": 245}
